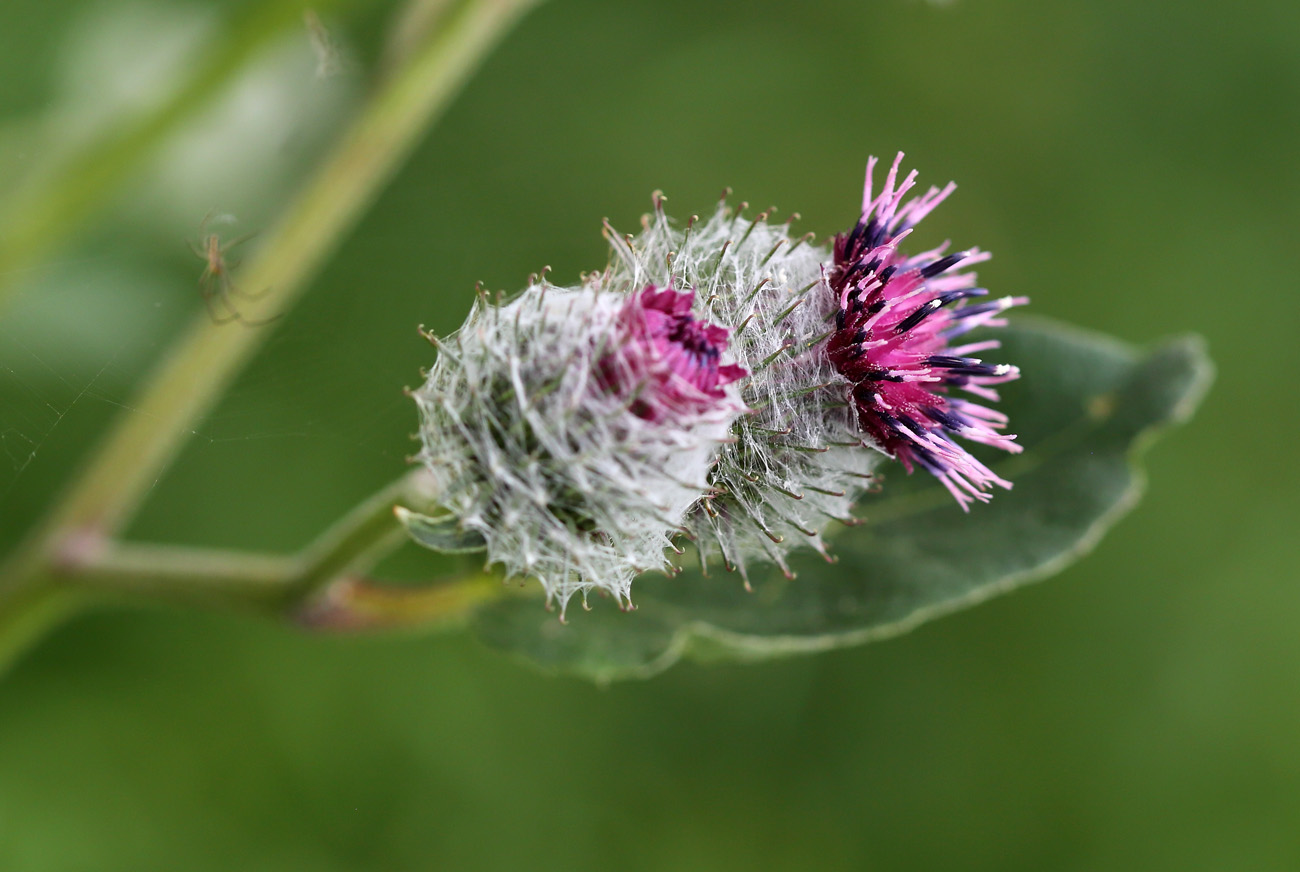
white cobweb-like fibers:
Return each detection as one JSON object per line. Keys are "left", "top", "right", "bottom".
{"left": 600, "top": 197, "right": 882, "bottom": 583}
{"left": 412, "top": 283, "right": 744, "bottom": 614}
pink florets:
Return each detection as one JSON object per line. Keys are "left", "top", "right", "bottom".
{"left": 610, "top": 285, "right": 748, "bottom": 422}
{"left": 826, "top": 154, "right": 1029, "bottom": 509}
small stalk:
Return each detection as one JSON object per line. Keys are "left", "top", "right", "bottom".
{"left": 296, "top": 574, "right": 507, "bottom": 632}
{"left": 20, "top": 471, "right": 513, "bottom": 641}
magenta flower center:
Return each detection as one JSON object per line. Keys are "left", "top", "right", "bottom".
{"left": 826, "top": 154, "right": 1028, "bottom": 509}
{"left": 610, "top": 285, "right": 747, "bottom": 422}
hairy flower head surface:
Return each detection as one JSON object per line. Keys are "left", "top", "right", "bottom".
{"left": 413, "top": 281, "right": 745, "bottom": 613}
{"left": 415, "top": 155, "right": 1026, "bottom": 607}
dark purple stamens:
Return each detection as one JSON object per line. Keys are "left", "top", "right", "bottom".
{"left": 822, "top": 153, "right": 1029, "bottom": 509}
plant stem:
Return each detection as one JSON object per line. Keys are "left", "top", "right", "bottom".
{"left": 67, "top": 546, "right": 509, "bottom": 631}
{"left": 0, "top": 470, "right": 512, "bottom": 674}
{"left": 59, "top": 471, "right": 431, "bottom": 614}
{"left": 68, "top": 546, "right": 298, "bottom": 611}
{"left": 297, "top": 573, "right": 506, "bottom": 631}
{"left": 0, "top": 588, "right": 85, "bottom": 676}
{"left": 0, "top": 0, "right": 539, "bottom": 670}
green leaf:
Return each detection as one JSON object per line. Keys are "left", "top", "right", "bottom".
{"left": 396, "top": 507, "right": 487, "bottom": 554}
{"left": 472, "top": 318, "right": 1214, "bottom": 682}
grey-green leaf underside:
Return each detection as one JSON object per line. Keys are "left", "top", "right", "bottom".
{"left": 396, "top": 507, "right": 487, "bottom": 554}
{"left": 471, "top": 318, "right": 1213, "bottom": 682}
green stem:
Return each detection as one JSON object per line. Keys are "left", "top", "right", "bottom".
{"left": 0, "top": 0, "right": 539, "bottom": 671}
{"left": 68, "top": 546, "right": 508, "bottom": 631}
{"left": 297, "top": 573, "right": 506, "bottom": 631}
{"left": 283, "top": 471, "right": 427, "bottom": 604}
{"left": 21, "top": 471, "right": 508, "bottom": 640}
{"left": 68, "top": 545, "right": 298, "bottom": 611}
{"left": 0, "top": 587, "right": 86, "bottom": 675}
{"left": 59, "top": 471, "right": 424, "bottom": 614}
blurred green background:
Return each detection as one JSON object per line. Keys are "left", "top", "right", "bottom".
{"left": 0, "top": 0, "right": 1296, "bottom": 869}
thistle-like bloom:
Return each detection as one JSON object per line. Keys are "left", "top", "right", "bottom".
{"left": 601, "top": 157, "right": 1027, "bottom": 582}
{"left": 827, "top": 154, "right": 1028, "bottom": 509}
{"left": 415, "top": 155, "right": 1026, "bottom": 607}
{"left": 412, "top": 281, "right": 745, "bottom": 613}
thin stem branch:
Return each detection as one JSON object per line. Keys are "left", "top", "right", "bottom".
{"left": 52, "top": 472, "right": 513, "bottom": 626}
{"left": 57, "top": 471, "right": 436, "bottom": 610}
{"left": 69, "top": 550, "right": 511, "bottom": 631}
{"left": 297, "top": 574, "right": 508, "bottom": 632}
{"left": 0, "top": 588, "right": 84, "bottom": 677}
{"left": 285, "top": 471, "right": 427, "bottom": 604}
{"left": 68, "top": 545, "right": 299, "bottom": 610}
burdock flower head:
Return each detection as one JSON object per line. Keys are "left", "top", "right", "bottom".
{"left": 412, "top": 279, "right": 746, "bottom": 613}
{"left": 827, "top": 154, "right": 1028, "bottom": 508}
{"left": 412, "top": 154, "right": 1027, "bottom": 609}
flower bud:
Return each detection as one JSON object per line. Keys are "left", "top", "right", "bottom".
{"left": 412, "top": 281, "right": 746, "bottom": 614}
